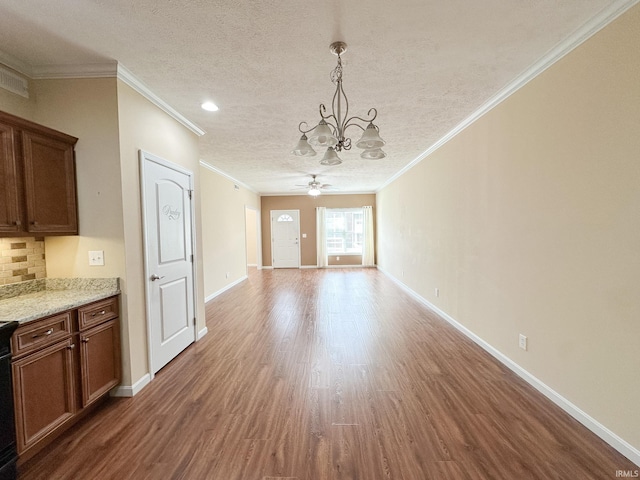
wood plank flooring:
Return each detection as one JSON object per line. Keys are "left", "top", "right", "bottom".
{"left": 18, "top": 268, "right": 636, "bottom": 479}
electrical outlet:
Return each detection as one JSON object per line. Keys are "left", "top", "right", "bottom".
{"left": 88, "top": 250, "right": 104, "bottom": 266}
{"left": 519, "top": 334, "right": 528, "bottom": 351}
{"left": 435, "top": 288, "right": 439, "bottom": 297}
{"left": 336, "top": 256, "right": 340, "bottom": 261}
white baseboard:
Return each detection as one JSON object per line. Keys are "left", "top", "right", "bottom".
{"left": 300, "top": 265, "right": 317, "bottom": 269}
{"left": 326, "top": 264, "right": 373, "bottom": 268}
{"left": 197, "top": 326, "right": 208, "bottom": 340}
{"left": 111, "top": 373, "right": 151, "bottom": 398}
{"left": 204, "top": 275, "right": 247, "bottom": 303}
{"left": 247, "top": 263, "right": 258, "bottom": 267}
{"left": 377, "top": 265, "right": 640, "bottom": 467}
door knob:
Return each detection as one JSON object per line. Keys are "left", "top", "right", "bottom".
{"left": 150, "top": 274, "right": 165, "bottom": 281}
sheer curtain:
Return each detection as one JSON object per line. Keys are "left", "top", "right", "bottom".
{"left": 362, "top": 205, "right": 375, "bottom": 266}
{"left": 316, "top": 207, "right": 328, "bottom": 268}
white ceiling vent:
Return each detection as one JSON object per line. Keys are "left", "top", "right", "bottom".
{"left": 0, "top": 66, "right": 29, "bottom": 98}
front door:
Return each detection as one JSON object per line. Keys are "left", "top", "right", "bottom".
{"left": 271, "top": 210, "right": 300, "bottom": 268}
{"left": 140, "top": 150, "right": 195, "bottom": 375}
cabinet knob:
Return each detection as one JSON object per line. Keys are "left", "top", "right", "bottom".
{"left": 91, "top": 310, "right": 106, "bottom": 317}
{"left": 68, "top": 344, "right": 75, "bottom": 350}
{"left": 30, "top": 221, "right": 38, "bottom": 226}
{"left": 82, "top": 338, "right": 89, "bottom": 343}
{"left": 14, "top": 220, "right": 21, "bottom": 226}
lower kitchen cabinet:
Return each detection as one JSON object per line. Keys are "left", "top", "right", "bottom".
{"left": 12, "top": 338, "right": 76, "bottom": 454}
{"left": 11, "top": 296, "right": 120, "bottom": 459}
{"left": 79, "top": 319, "right": 120, "bottom": 408}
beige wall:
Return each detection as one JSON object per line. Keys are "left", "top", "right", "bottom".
{"left": 377, "top": 5, "right": 640, "bottom": 454}
{"left": 261, "top": 194, "right": 375, "bottom": 267}
{"left": 116, "top": 80, "right": 204, "bottom": 385}
{"left": 199, "top": 165, "right": 260, "bottom": 298}
{"left": 245, "top": 207, "right": 258, "bottom": 266}
{"left": 31, "top": 78, "right": 126, "bottom": 281}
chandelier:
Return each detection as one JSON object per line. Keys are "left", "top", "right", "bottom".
{"left": 292, "top": 41, "right": 386, "bottom": 165}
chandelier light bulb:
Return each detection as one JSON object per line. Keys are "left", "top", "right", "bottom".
{"left": 319, "top": 147, "right": 342, "bottom": 166}
{"left": 360, "top": 147, "right": 386, "bottom": 160}
{"left": 356, "top": 123, "right": 385, "bottom": 150}
{"left": 292, "top": 133, "right": 317, "bottom": 156}
{"left": 308, "top": 120, "right": 337, "bottom": 147}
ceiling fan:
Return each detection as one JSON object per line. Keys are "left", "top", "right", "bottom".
{"left": 293, "top": 175, "right": 333, "bottom": 196}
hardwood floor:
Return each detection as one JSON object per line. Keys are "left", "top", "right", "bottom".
{"left": 18, "top": 268, "right": 636, "bottom": 479}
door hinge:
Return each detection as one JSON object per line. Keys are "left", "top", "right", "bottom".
{"left": 188, "top": 189, "right": 193, "bottom": 199}
{"left": 190, "top": 254, "right": 194, "bottom": 262}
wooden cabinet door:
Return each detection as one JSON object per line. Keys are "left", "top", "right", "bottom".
{"left": 79, "top": 319, "right": 121, "bottom": 408}
{"left": 21, "top": 130, "right": 78, "bottom": 234}
{"left": 12, "top": 338, "right": 76, "bottom": 454}
{"left": 0, "top": 122, "right": 22, "bottom": 233}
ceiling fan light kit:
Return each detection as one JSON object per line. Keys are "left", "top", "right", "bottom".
{"left": 293, "top": 174, "right": 333, "bottom": 197}
{"left": 293, "top": 41, "right": 386, "bottom": 164}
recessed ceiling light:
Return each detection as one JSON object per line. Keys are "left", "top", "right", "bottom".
{"left": 201, "top": 101, "right": 219, "bottom": 112}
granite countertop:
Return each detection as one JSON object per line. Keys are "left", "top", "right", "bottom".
{"left": 0, "top": 278, "right": 120, "bottom": 324}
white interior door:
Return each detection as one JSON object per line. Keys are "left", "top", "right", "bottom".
{"left": 271, "top": 209, "right": 300, "bottom": 268}
{"left": 141, "top": 150, "right": 196, "bottom": 374}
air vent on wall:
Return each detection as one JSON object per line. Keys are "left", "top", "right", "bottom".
{"left": 0, "top": 66, "right": 29, "bottom": 98}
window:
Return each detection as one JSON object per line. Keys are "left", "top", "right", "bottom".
{"left": 325, "top": 208, "right": 363, "bottom": 255}
{"left": 277, "top": 214, "right": 293, "bottom": 222}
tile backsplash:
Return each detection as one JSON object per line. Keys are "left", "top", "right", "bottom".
{"left": 0, "top": 237, "right": 46, "bottom": 285}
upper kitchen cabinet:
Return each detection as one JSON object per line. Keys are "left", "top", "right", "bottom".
{"left": 0, "top": 110, "right": 78, "bottom": 236}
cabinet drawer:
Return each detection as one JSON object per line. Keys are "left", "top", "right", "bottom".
{"left": 78, "top": 296, "right": 118, "bottom": 330}
{"left": 12, "top": 312, "right": 73, "bottom": 359}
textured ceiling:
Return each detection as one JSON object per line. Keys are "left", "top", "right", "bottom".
{"left": 0, "top": 0, "right": 629, "bottom": 194}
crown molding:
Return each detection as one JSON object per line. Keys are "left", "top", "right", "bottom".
{"left": 0, "top": 50, "right": 34, "bottom": 77}
{"left": 116, "top": 64, "right": 205, "bottom": 136}
{"left": 0, "top": 51, "right": 204, "bottom": 137}
{"left": 199, "top": 161, "right": 258, "bottom": 194}
{"left": 377, "top": 0, "right": 640, "bottom": 192}
{"left": 261, "top": 191, "right": 376, "bottom": 197}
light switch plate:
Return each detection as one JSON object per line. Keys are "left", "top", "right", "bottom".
{"left": 89, "top": 250, "right": 105, "bottom": 266}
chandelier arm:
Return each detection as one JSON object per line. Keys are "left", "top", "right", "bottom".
{"left": 298, "top": 121, "right": 316, "bottom": 134}
{"left": 343, "top": 108, "right": 378, "bottom": 127}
